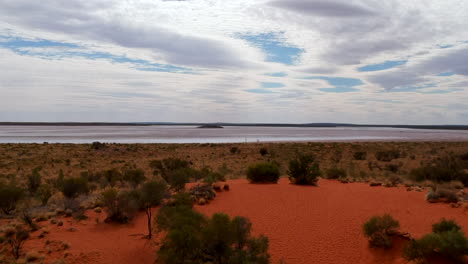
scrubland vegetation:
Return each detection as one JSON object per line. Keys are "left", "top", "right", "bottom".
{"left": 0, "top": 141, "right": 467, "bottom": 263}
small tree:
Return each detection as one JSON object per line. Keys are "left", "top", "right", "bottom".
{"left": 0, "top": 183, "right": 24, "bottom": 215}
{"left": 246, "top": 163, "right": 280, "bottom": 183}
{"left": 138, "top": 181, "right": 167, "bottom": 239}
{"left": 288, "top": 154, "right": 320, "bottom": 185}
{"left": 363, "top": 214, "right": 400, "bottom": 248}
{"left": 1, "top": 225, "right": 30, "bottom": 259}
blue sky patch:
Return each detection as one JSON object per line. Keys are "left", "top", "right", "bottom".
{"left": 357, "top": 60, "right": 407, "bottom": 72}
{"left": 261, "top": 82, "right": 285, "bottom": 88}
{"left": 246, "top": 89, "right": 274, "bottom": 94}
{"left": 0, "top": 35, "right": 188, "bottom": 73}
{"left": 238, "top": 32, "right": 303, "bottom": 65}
{"left": 266, "top": 72, "right": 288, "bottom": 77}
{"left": 305, "top": 76, "right": 363, "bottom": 93}
{"left": 437, "top": 71, "right": 455, "bottom": 77}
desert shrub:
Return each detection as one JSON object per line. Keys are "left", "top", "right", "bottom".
{"left": 385, "top": 164, "right": 400, "bottom": 173}
{"left": 426, "top": 189, "right": 459, "bottom": 203}
{"left": 149, "top": 158, "right": 190, "bottom": 178}
{"left": 325, "top": 168, "right": 346, "bottom": 179}
{"left": 259, "top": 148, "right": 268, "bottom": 156}
{"left": 375, "top": 150, "right": 400, "bottom": 162}
{"left": 432, "top": 218, "right": 462, "bottom": 233}
{"left": 230, "top": 147, "right": 240, "bottom": 154}
{"left": 388, "top": 175, "right": 402, "bottom": 186}
{"left": 91, "top": 141, "right": 106, "bottom": 150}
{"left": 165, "top": 168, "right": 192, "bottom": 191}
{"left": 37, "top": 184, "right": 53, "bottom": 205}
{"left": 61, "top": 177, "right": 89, "bottom": 199}
{"left": 409, "top": 155, "right": 468, "bottom": 186}
{"left": 1, "top": 225, "right": 30, "bottom": 259}
{"left": 123, "top": 168, "right": 146, "bottom": 188}
{"left": 353, "top": 151, "right": 367, "bottom": 160}
{"left": 0, "top": 183, "right": 24, "bottom": 215}
{"left": 27, "top": 168, "right": 42, "bottom": 194}
{"left": 103, "top": 168, "right": 122, "bottom": 187}
{"left": 156, "top": 200, "right": 270, "bottom": 264}
{"left": 246, "top": 163, "right": 280, "bottom": 183}
{"left": 100, "top": 188, "right": 138, "bottom": 223}
{"left": 403, "top": 219, "right": 468, "bottom": 263}
{"left": 200, "top": 166, "right": 225, "bottom": 184}
{"left": 363, "top": 214, "right": 400, "bottom": 248}
{"left": 287, "top": 154, "right": 320, "bottom": 185}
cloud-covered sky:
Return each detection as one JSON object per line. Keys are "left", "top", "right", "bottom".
{"left": 0, "top": 0, "right": 467, "bottom": 124}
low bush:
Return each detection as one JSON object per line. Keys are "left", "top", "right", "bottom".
{"left": 91, "top": 141, "right": 106, "bottom": 150}
{"left": 27, "top": 168, "right": 42, "bottom": 194}
{"left": 61, "top": 177, "right": 89, "bottom": 199}
{"left": 288, "top": 154, "right": 320, "bottom": 185}
{"left": 325, "top": 168, "right": 346, "bottom": 179}
{"left": 149, "top": 158, "right": 190, "bottom": 178}
{"left": 123, "top": 168, "right": 146, "bottom": 187}
{"left": 426, "top": 189, "right": 459, "bottom": 203}
{"left": 230, "top": 147, "right": 240, "bottom": 154}
{"left": 363, "top": 214, "right": 400, "bottom": 248}
{"left": 156, "top": 196, "right": 270, "bottom": 264}
{"left": 353, "top": 151, "right": 367, "bottom": 160}
{"left": 1, "top": 225, "right": 30, "bottom": 259}
{"left": 409, "top": 155, "right": 468, "bottom": 186}
{"left": 37, "top": 184, "right": 53, "bottom": 205}
{"left": 0, "top": 182, "right": 24, "bottom": 215}
{"left": 403, "top": 219, "right": 468, "bottom": 263}
{"left": 259, "top": 147, "right": 268, "bottom": 156}
{"left": 375, "top": 150, "right": 400, "bottom": 162}
{"left": 100, "top": 188, "right": 138, "bottom": 223}
{"left": 246, "top": 163, "right": 280, "bottom": 183}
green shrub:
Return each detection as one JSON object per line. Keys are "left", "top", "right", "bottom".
{"left": 37, "top": 184, "right": 53, "bottom": 205}
{"left": 103, "top": 169, "right": 122, "bottom": 187}
{"left": 61, "top": 177, "right": 89, "bottom": 199}
{"left": 156, "top": 200, "right": 270, "bottom": 264}
{"left": 287, "top": 154, "right": 320, "bottom": 185}
{"left": 100, "top": 188, "right": 138, "bottom": 223}
{"left": 246, "top": 163, "right": 280, "bottom": 183}
{"left": 149, "top": 158, "right": 190, "bottom": 178}
{"left": 353, "top": 151, "right": 367, "bottom": 160}
{"left": 403, "top": 219, "right": 468, "bottom": 263}
{"left": 375, "top": 150, "right": 400, "bottom": 162}
{"left": 0, "top": 183, "right": 24, "bottom": 215}
{"left": 363, "top": 214, "right": 400, "bottom": 248}
{"left": 123, "top": 168, "right": 146, "bottom": 187}
{"left": 325, "top": 168, "right": 346, "bottom": 179}
{"left": 27, "top": 168, "right": 42, "bottom": 194}
{"left": 230, "top": 147, "right": 240, "bottom": 154}
{"left": 259, "top": 148, "right": 268, "bottom": 156}
{"left": 409, "top": 155, "right": 468, "bottom": 185}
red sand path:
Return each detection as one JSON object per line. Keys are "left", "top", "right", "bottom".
{"left": 19, "top": 179, "right": 468, "bottom": 264}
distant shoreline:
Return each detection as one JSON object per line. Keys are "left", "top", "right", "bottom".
{"left": 1, "top": 122, "right": 468, "bottom": 130}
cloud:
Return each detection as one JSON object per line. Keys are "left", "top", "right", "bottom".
{"left": 0, "top": 0, "right": 253, "bottom": 69}
{"left": 269, "top": 0, "right": 376, "bottom": 17}
{"left": 367, "top": 45, "right": 468, "bottom": 90}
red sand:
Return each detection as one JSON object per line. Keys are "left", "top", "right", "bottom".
{"left": 18, "top": 179, "right": 468, "bottom": 264}
{"left": 196, "top": 179, "right": 468, "bottom": 264}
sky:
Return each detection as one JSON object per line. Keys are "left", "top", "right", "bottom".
{"left": 0, "top": 0, "right": 467, "bottom": 124}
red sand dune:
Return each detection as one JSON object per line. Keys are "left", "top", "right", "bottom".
{"left": 196, "top": 179, "right": 468, "bottom": 264}
{"left": 20, "top": 179, "right": 468, "bottom": 264}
